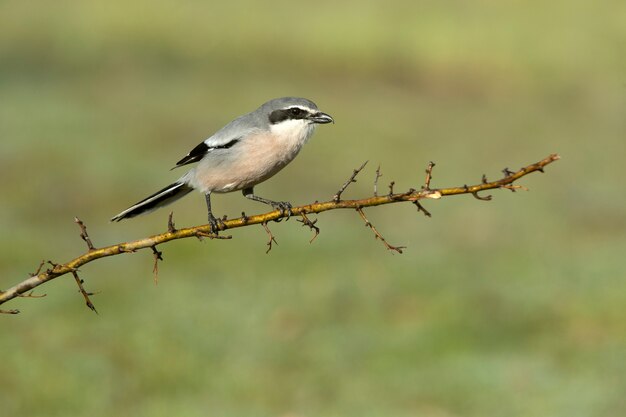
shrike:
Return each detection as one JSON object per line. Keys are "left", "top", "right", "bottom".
{"left": 111, "top": 97, "right": 334, "bottom": 231}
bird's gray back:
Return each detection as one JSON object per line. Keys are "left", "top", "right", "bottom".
{"left": 204, "top": 97, "right": 320, "bottom": 147}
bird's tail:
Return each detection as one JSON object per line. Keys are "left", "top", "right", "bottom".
{"left": 111, "top": 181, "right": 193, "bottom": 222}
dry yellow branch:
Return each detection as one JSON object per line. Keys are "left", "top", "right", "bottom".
{"left": 0, "top": 154, "right": 559, "bottom": 312}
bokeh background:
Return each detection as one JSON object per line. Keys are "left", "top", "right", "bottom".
{"left": 1, "top": 1, "right": 624, "bottom": 416}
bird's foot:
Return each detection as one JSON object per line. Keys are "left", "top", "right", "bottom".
{"left": 271, "top": 201, "right": 292, "bottom": 220}
{"left": 207, "top": 213, "right": 224, "bottom": 235}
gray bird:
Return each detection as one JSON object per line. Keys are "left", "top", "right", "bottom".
{"left": 111, "top": 97, "right": 334, "bottom": 231}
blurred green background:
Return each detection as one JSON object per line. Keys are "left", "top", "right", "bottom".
{"left": 1, "top": 1, "right": 624, "bottom": 416}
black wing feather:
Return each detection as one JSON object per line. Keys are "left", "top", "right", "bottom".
{"left": 173, "top": 142, "right": 209, "bottom": 168}
{"left": 172, "top": 137, "right": 241, "bottom": 169}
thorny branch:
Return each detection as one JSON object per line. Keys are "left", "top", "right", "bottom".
{"left": 423, "top": 161, "right": 435, "bottom": 190}
{"left": 71, "top": 270, "right": 98, "bottom": 314}
{"left": 75, "top": 217, "right": 95, "bottom": 251}
{"left": 151, "top": 245, "right": 163, "bottom": 285}
{"left": 261, "top": 222, "right": 278, "bottom": 254}
{"left": 356, "top": 207, "right": 405, "bottom": 254}
{"left": 297, "top": 212, "right": 320, "bottom": 243}
{"left": 0, "top": 154, "right": 560, "bottom": 313}
{"left": 374, "top": 165, "right": 382, "bottom": 196}
{"left": 333, "top": 160, "right": 368, "bottom": 202}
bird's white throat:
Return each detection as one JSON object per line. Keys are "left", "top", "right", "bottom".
{"left": 269, "top": 119, "right": 316, "bottom": 149}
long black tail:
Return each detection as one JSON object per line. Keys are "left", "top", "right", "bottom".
{"left": 111, "top": 182, "right": 193, "bottom": 222}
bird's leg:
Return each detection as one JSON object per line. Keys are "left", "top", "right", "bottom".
{"left": 204, "top": 192, "right": 224, "bottom": 234}
{"left": 242, "top": 187, "right": 292, "bottom": 219}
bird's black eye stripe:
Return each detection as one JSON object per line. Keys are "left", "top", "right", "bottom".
{"left": 269, "top": 107, "right": 309, "bottom": 124}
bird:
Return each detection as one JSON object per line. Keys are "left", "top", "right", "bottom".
{"left": 111, "top": 97, "right": 334, "bottom": 232}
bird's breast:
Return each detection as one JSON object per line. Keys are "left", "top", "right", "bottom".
{"left": 188, "top": 123, "right": 316, "bottom": 193}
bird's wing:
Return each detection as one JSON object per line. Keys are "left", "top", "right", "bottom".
{"left": 171, "top": 115, "right": 261, "bottom": 169}
{"left": 172, "top": 136, "right": 241, "bottom": 169}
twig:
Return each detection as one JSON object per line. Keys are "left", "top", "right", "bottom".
{"left": 472, "top": 191, "right": 492, "bottom": 201}
{"left": 423, "top": 161, "right": 435, "bottom": 190}
{"left": 465, "top": 184, "right": 492, "bottom": 201}
{"left": 261, "top": 222, "right": 278, "bottom": 253}
{"left": 167, "top": 212, "right": 176, "bottom": 233}
{"left": 150, "top": 245, "right": 163, "bottom": 285}
{"left": 374, "top": 165, "right": 382, "bottom": 196}
{"left": 297, "top": 212, "right": 320, "bottom": 243}
{"left": 30, "top": 260, "right": 46, "bottom": 277}
{"left": 501, "top": 184, "right": 528, "bottom": 192}
{"left": 388, "top": 181, "right": 395, "bottom": 195}
{"left": 0, "top": 153, "right": 560, "bottom": 312}
{"left": 18, "top": 290, "right": 47, "bottom": 298}
{"left": 71, "top": 271, "right": 98, "bottom": 314}
{"left": 75, "top": 217, "right": 95, "bottom": 251}
{"left": 413, "top": 201, "right": 432, "bottom": 217}
{"left": 356, "top": 207, "right": 405, "bottom": 254}
{"left": 333, "top": 161, "right": 368, "bottom": 202}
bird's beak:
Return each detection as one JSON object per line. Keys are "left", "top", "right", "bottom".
{"left": 308, "top": 111, "right": 334, "bottom": 124}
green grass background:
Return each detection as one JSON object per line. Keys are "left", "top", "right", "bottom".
{"left": 1, "top": 1, "right": 624, "bottom": 416}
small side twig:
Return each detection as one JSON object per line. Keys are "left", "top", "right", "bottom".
{"left": 374, "top": 165, "right": 382, "bottom": 196}
{"left": 297, "top": 212, "right": 320, "bottom": 243}
{"left": 465, "top": 184, "right": 492, "bottom": 201}
{"left": 261, "top": 222, "right": 278, "bottom": 253}
{"left": 74, "top": 217, "right": 95, "bottom": 251}
{"left": 355, "top": 207, "right": 405, "bottom": 254}
{"left": 500, "top": 184, "right": 528, "bottom": 192}
{"left": 1, "top": 309, "right": 20, "bottom": 314}
{"left": 472, "top": 191, "right": 492, "bottom": 201}
{"left": 18, "top": 290, "right": 47, "bottom": 298}
{"left": 333, "top": 161, "right": 368, "bottom": 202}
{"left": 71, "top": 271, "right": 98, "bottom": 314}
{"left": 151, "top": 245, "right": 163, "bottom": 285}
{"left": 167, "top": 212, "right": 176, "bottom": 233}
{"left": 413, "top": 201, "right": 432, "bottom": 217}
{"left": 423, "top": 161, "right": 436, "bottom": 190}
{"left": 30, "top": 260, "right": 46, "bottom": 277}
